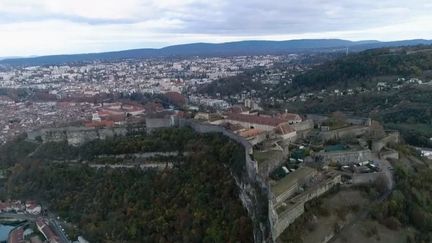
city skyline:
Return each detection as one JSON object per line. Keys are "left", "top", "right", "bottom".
{"left": 1, "top": 0, "right": 432, "bottom": 56}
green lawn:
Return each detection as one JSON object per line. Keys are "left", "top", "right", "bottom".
{"left": 253, "top": 150, "right": 283, "bottom": 164}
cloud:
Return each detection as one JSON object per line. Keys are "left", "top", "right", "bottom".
{"left": 0, "top": 0, "right": 431, "bottom": 56}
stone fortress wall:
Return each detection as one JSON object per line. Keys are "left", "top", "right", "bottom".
{"left": 372, "top": 131, "right": 400, "bottom": 152}
{"left": 292, "top": 119, "right": 314, "bottom": 139}
{"left": 319, "top": 126, "right": 370, "bottom": 142}
{"left": 318, "top": 149, "right": 374, "bottom": 165}
{"left": 306, "top": 114, "right": 371, "bottom": 127}
{"left": 24, "top": 117, "right": 342, "bottom": 242}
{"left": 178, "top": 119, "right": 340, "bottom": 242}
{"left": 257, "top": 151, "right": 286, "bottom": 179}
{"left": 269, "top": 173, "right": 342, "bottom": 239}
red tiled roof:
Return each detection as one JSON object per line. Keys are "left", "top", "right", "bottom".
{"left": 84, "top": 120, "right": 115, "bottom": 128}
{"left": 27, "top": 204, "right": 38, "bottom": 209}
{"left": 0, "top": 202, "right": 10, "bottom": 211}
{"left": 277, "top": 113, "right": 302, "bottom": 122}
{"left": 56, "top": 102, "right": 73, "bottom": 108}
{"left": 165, "top": 92, "right": 186, "bottom": 106}
{"left": 239, "top": 128, "right": 264, "bottom": 138}
{"left": 36, "top": 218, "right": 60, "bottom": 243}
{"left": 275, "top": 123, "right": 296, "bottom": 135}
{"left": 97, "top": 111, "right": 111, "bottom": 117}
{"left": 222, "top": 122, "right": 244, "bottom": 132}
{"left": 125, "top": 107, "right": 145, "bottom": 113}
{"left": 144, "top": 102, "right": 164, "bottom": 113}
{"left": 99, "top": 108, "right": 124, "bottom": 116}
{"left": 225, "top": 113, "right": 288, "bottom": 127}
{"left": 176, "top": 111, "right": 186, "bottom": 118}
{"left": 36, "top": 218, "right": 44, "bottom": 228}
{"left": 228, "top": 105, "right": 246, "bottom": 114}
{"left": 9, "top": 227, "right": 24, "bottom": 243}
{"left": 0, "top": 95, "right": 13, "bottom": 100}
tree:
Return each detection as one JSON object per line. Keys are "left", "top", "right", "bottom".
{"left": 5, "top": 129, "right": 254, "bottom": 242}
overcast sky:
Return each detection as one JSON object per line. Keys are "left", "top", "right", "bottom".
{"left": 1, "top": 0, "right": 432, "bottom": 56}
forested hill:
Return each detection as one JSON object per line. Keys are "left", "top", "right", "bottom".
{"left": 273, "top": 45, "right": 432, "bottom": 148}
{"left": 1, "top": 39, "right": 432, "bottom": 66}
{"left": 2, "top": 128, "right": 255, "bottom": 242}
{"left": 291, "top": 45, "right": 432, "bottom": 91}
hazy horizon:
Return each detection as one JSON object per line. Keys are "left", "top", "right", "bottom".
{"left": 1, "top": 0, "right": 432, "bottom": 56}
{"left": 1, "top": 38, "right": 430, "bottom": 59}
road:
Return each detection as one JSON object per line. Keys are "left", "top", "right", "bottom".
{"left": 50, "top": 218, "right": 70, "bottom": 243}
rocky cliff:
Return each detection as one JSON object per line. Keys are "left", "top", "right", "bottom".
{"left": 179, "top": 119, "right": 271, "bottom": 242}
{"left": 27, "top": 125, "right": 145, "bottom": 146}
{"left": 27, "top": 121, "right": 271, "bottom": 242}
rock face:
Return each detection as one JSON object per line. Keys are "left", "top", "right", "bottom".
{"left": 27, "top": 126, "right": 145, "bottom": 146}
{"left": 178, "top": 119, "right": 271, "bottom": 242}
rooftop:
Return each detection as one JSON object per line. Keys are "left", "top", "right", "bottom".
{"left": 275, "top": 123, "right": 296, "bottom": 135}
{"left": 239, "top": 128, "right": 264, "bottom": 138}
{"left": 225, "top": 113, "right": 288, "bottom": 127}
{"left": 277, "top": 112, "right": 302, "bottom": 122}
{"left": 9, "top": 227, "right": 24, "bottom": 243}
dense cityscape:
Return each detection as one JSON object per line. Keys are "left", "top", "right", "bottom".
{"left": 0, "top": 55, "right": 303, "bottom": 145}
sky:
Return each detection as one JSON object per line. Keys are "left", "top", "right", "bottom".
{"left": 0, "top": 0, "right": 432, "bottom": 56}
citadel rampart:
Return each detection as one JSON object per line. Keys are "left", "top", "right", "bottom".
{"left": 292, "top": 119, "right": 314, "bottom": 139}
{"left": 26, "top": 117, "right": 338, "bottom": 242}
{"left": 318, "top": 149, "right": 373, "bottom": 165}
{"left": 154, "top": 118, "right": 341, "bottom": 242}
{"left": 269, "top": 173, "right": 342, "bottom": 239}
{"left": 257, "top": 151, "right": 286, "bottom": 179}
{"left": 319, "top": 126, "right": 370, "bottom": 142}
{"left": 307, "top": 114, "right": 371, "bottom": 127}
{"left": 372, "top": 131, "right": 400, "bottom": 152}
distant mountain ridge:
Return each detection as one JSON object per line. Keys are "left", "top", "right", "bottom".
{"left": 0, "top": 56, "right": 23, "bottom": 61}
{"left": 1, "top": 39, "right": 432, "bottom": 66}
